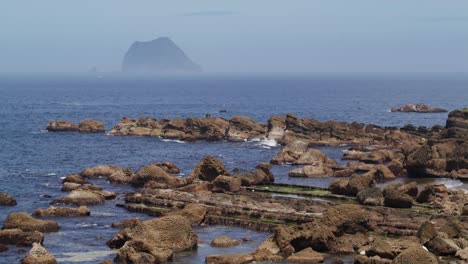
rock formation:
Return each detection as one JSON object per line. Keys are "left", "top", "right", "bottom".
{"left": 391, "top": 104, "right": 447, "bottom": 113}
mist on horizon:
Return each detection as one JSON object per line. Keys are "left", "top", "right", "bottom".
{"left": 1, "top": 0, "right": 467, "bottom": 73}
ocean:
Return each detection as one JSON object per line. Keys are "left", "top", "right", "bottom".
{"left": 0, "top": 73, "right": 467, "bottom": 263}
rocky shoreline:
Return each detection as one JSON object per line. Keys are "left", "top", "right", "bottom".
{"left": 1, "top": 108, "right": 466, "bottom": 263}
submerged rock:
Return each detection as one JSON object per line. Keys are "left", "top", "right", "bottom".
{"left": 21, "top": 243, "right": 57, "bottom": 264}
{"left": 0, "top": 192, "right": 17, "bottom": 206}
{"left": 32, "top": 206, "right": 90, "bottom": 217}
{"left": 391, "top": 104, "right": 447, "bottom": 113}
{"left": 2, "top": 212, "right": 59, "bottom": 233}
{"left": 210, "top": 236, "right": 242, "bottom": 248}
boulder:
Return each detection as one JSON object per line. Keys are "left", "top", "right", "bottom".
{"left": 270, "top": 141, "right": 308, "bottom": 164}
{"left": 212, "top": 176, "right": 242, "bottom": 192}
{"left": 32, "top": 206, "right": 90, "bottom": 217}
{"left": 333, "top": 168, "right": 355, "bottom": 177}
{"left": 360, "top": 150, "right": 393, "bottom": 164}
{"left": 388, "top": 160, "right": 406, "bottom": 177}
{"left": 61, "top": 182, "right": 102, "bottom": 192}
{"left": 391, "top": 104, "right": 447, "bottom": 113}
{"left": 416, "top": 184, "right": 448, "bottom": 203}
{"left": 417, "top": 221, "right": 438, "bottom": 245}
{"left": 288, "top": 164, "right": 334, "bottom": 178}
{"left": 188, "top": 156, "right": 230, "bottom": 182}
{"left": 205, "top": 254, "right": 254, "bottom": 264}
{"left": 131, "top": 164, "right": 187, "bottom": 187}
{"left": 355, "top": 255, "right": 392, "bottom": 264}
{"left": 347, "top": 174, "right": 376, "bottom": 196}
{"left": 226, "top": 116, "right": 266, "bottom": 141}
{"left": 108, "top": 215, "right": 198, "bottom": 263}
{"left": 383, "top": 189, "right": 414, "bottom": 208}
{"left": 286, "top": 247, "right": 324, "bottom": 263}
{"left": 366, "top": 238, "right": 397, "bottom": 259}
{"left": 456, "top": 247, "right": 468, "bottom": 261}
{"left": 233, "top": 163, "right": 274, "bottom": 186}
{"left": 21, "top": 243, "right": 57, "bottom": 264}
{"left": 446, "top": 108, "right": 468, "bottom": 138}
{"left": 46, "top": 120, "right": 79, "bottom": 132}
{"left": 80, "top": 165, "right": 122, "bottom": 178}
{"left": 62, "top": 174, "right": 87, "bottom": 184}
{"left": 329, "top": 178, "right": 350, "bottom": 195}
{"left": 373, "top": 165, "right": 396, "bottom": 180}
{"left": 0, "top": 229, "right": 44, "bottom": 246}
{"left": 2, "top": 212, "right": 59, "bottom": 233}
{"left": 165, "top": 204, "right": 207, "bottom": 226}
{"left": 210, "top": 236, "right": 242, "bottom": 248}
{"left": 108, "top": 168, "right": 133, "bottom": 184}
{"left": 357, "top": 188, "right": 384, "bottom": 206}
{"left": 184, "top": 116, "right": 229, "bottom": 141}
{"left": 383, "top": 182, "right": 418, "bottom": 198}
{"left": 0, "top": 192, "right": 17, "bottom": 206}
{"left": 51, "top": 190, "right": 106, "bottom": 206}
{"left": 274, "top": 222, "right": 335, "bottom": 254}
{"left": 78, "top": 119, "right": 105, "bottom": 133}
{"left": 425, "top": 236, "right": 459, "bottom": 255}
{"left": 391, "top": 245, "right": 438, "bottom": 264}
{"left": 251, "top": 237, "right": 282, "bottom": 261}
{"left": 112, "top": 218, "right": 142, "bottom": 229}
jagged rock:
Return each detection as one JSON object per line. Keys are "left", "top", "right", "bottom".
{"left": 233, "top": 163, "right": 274, "bottom": 186}
{"left": 0, "top": 192, "right": 17, "bottom": 206}
{"left": 210, "top": 236, "right": 242, "bottom": 248}
{"left": 205, "top": 254, "right": 254, "bottom": 264}
{"left": 391, "top": 245, "right": 438, "bottom": 263}
{"left": 357, "top": 188, "right": 384, "bottom": 206}
{"left": 112, "top": 218, "right": 142, "bottom": 229}
{"left": 108, "top": 169, "right": 133, "bottom": 184}
{"left": 47, "top": 120, "right": 79, "bottom": 132}
{"left": 131, "top": 164, "right": 187, "bottom": 187}
{"left": 2, "top": 212, "right": 59, "bottom": 233}
{"left": 366, "top": 238, "right": 397, "bottom": 259}
{"left": 51, "top": 190, "right": 107, "bottom": 206}
{"left": 32, "top": 206, "right": 90, "bottom": 217}
{"left": 122, "top": 37, "right": 202, "bottom": 73}
{"left": 188, "top": 156, "right": 229, "bottom": 182}
{"left": 417, "top": 221, "right": 438, "bottom": 244}
{"left": 383, "top": 182, "right": 418, "bottom": 198}
{"left": 391, "top": 104, "right": 447, "bottom": 113}
{"left": 212, "top": 176, "right": 241, "bottom": 192}
{"left": 108, "top": 215, "right": 197, "bottom": 263}
{"left": 21, "top": 243, "right": 57, "bottom": 264}
{"left": 0, "top": 229, "right": 44, "bottom": 246}
{"left": 78, "top": 119, "right": 105, "bottom": 133}
{"left": 329, "top": 178, "right": 350, "bottom": 195}
{"left": 286, "top": 247, "right": 324, "bottom": 263}
{"left": 226, "top": 116, "right": 266, "bottom": 141}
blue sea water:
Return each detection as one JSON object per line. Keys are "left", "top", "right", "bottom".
{"left": 0, "top": 73, "right": 467, "bottom": 263}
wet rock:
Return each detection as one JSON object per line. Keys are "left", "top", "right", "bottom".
{"left": 0, "top": 192, "right": 17, "bottom": 206}
{"left": 210, "top": 236, "right": 242, "bottom": 248}
{"left": 112, "top": 218, "right": 142, "bottom": 229}
{"left": 0, "top": 229, "right": 44, "bottom": 246}
{"left": 205, "top": 254, "right": 254, "bottom": 264}
{"left": 32, "top": 206, "right": 90, "bottom": 217}
{"left": 131, "top": 164, "right": 187, "bottom": 187}
{"left": 47, "top": 120, "right": 79, "bottom": 132}
{"left": 188, "top": 156, "right": 230, "bottom": 182}
{"left": 226, "top": 116, "right": 266, "bottom": 141}
{"left": 51, "top": 190, "right": 107, "bottom": 206}
{"left": 383, "top": 188, "right": 413, "bottom": 208}
{"left": 417, "top": 221, "right": 438, "bottom": 245}
{"left": 2, "top": 212, "right": 59, "bottom": 233}
{"left": 357, "top": 188, "right": 384, "bottom": 206}
{"left": 212, "top": 175, "right": 242, "bottom": 192}
{"left": 391, "top": 245, "right": 438, "bottom": 264}
{"left": 366, "top": 238, "right": 397, "bottom": 259}
{"left": 21, "top": 243, "right": 57, "bottom": 264}
{"left": 426, "top": 236, "right": 460, "bottom": 255}
{"left": 108, "top": 215, "right": 198, "bottom": 262}
{"left": 330, "top": 257, "right": 344, "bottom": 264}
{"left": 78, "top": 119, "right": 105, "bottom": 133}
{"left": 329, "top": 178, "right": 350, "bottom": 195}
{"left": 391, "top": 104, "right": 447, "bottom": 113}
{"left": 286, "top": 247, "right": 324, "bottom": 263}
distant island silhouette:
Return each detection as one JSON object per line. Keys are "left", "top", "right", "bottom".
{"left": 122, "top": 37, "right": 202, "bottom": 73}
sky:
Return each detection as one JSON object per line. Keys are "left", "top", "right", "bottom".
{"left": 0, "top": 0, "right": 467, "bottom": 73}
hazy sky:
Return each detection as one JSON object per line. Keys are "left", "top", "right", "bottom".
{"left": 1, "top": 0, "right": 467, "bottom": 73}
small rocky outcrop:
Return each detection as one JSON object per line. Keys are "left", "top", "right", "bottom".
{"left": 188, "top": 156, "right": 230, "bottom": 182}
{"left": 0, "top": 229, "right": 44, "bottom": 246}
{"left": 391, "top": 104, "right": 447, "bottom": 113}
{"left": 47, "top": 119, "right": 105, "bottom": 133}
{"left": 21, "top": 243, "right": 57, "bottom": 264}
{"left": 132, "top": 164, "right": 187, "bottom": 188}
{"left": 210, "top": 236, "right": 242, "bottom": 248}
{"left": 0, "top": 192, "right": 17, "bottom": 206}
{"left": 108, "top": 215, "right": 198, "bottom": 263}
{"left": 51, "top": 190, "right": 108, "bottom": 206}
{"left": 286, "top": 247, "right": 324, "bottom": 263}
{"left": 271, "top": 141, "right": 337, "bottom": 166}
{"left": 32, "top": 206, "right": 90, "bottom": 217}
{"left": 226, "top": 116, "right": 266, "bottom": 141}
{"left": 80, "top": 165, "right": 123, "bottom": 179}
{"left": 2, "top": 212, "right": 59, "bottom": 233}
{"left": 232, "top": 163, "right": 274, "bottom": 186}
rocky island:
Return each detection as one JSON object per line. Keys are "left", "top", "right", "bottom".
{"left": 122, "top": 37, "right": 202, "bottom": 73}
{"left": 391, "top": 104, "right": 448, "bottom": 113}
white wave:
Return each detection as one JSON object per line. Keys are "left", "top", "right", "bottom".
{"left": 56, "top": 250, "right": 114, "bottom": 262}
{"left": 160, "top": 138, "right": 186, "bottom": 144}
{"left": 47, "top": 173, "right": 56, "bottom": 176}
{"left": 250, "top": 138, "right": 279, "bottom": 148}
{"left": 435, "top": 178, "right": 464, "bottom": 189}
{"left": 60, "top": 176, "right": 66, "bottom": 179}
